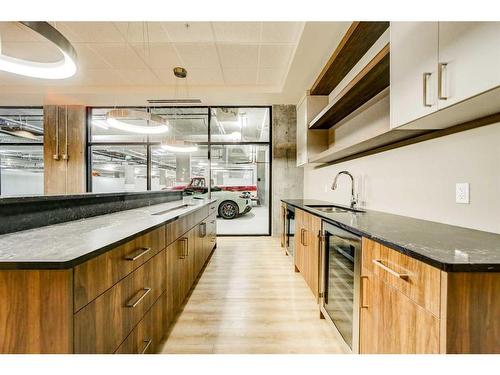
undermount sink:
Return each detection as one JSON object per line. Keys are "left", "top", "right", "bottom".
{"left": 305, "top": 204, "right": 365, "bottom": 214}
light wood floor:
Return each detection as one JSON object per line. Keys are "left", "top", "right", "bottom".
{"left": 160, "top": 236, "right": 347, "bottom": 354}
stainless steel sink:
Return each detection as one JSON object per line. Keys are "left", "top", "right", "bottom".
{"left": 305, "top": 204, "right": 365, "bottom": 214}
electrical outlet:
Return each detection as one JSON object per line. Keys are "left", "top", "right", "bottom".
{"left": 456, "top": 183, "right": 470, "bottom": 204}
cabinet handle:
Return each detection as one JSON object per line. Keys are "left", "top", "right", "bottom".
{"left": 140, "top": 338, "right": 152, "bottom": 354}
{"left": 126, "top": 287, "right": 152, "bottom": 308}
{"left": 438, "top": 62, "right": 448, "bottom": 100}
{"left": 372, "top": 259, "right": 409, "bottom": 280}
{"left": 180, "top": 237, "right": 188, "bottom": 258}
{"left": 199, "top": 223, "right": 207, "bottom": 238}
{"left": 301, "top": 229, "right": 308, "bottom": 246}
{"left": 422, "top": 72, "right": 432, "bottom": 107}
{"left": 53, "top": 106, "right": 60, "bottom": 160}
{"left": 125, "top": 247, "right": 151, "bottom": 261}
{"left": 360, "top": 276, "right": 369, "bottom": 308}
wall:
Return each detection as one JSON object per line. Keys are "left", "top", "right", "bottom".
{"left": 304, "top": 121, "right": 500, "bottom": 234}
{"left": 272, "top": 104, "right": 303, "bottom": 235}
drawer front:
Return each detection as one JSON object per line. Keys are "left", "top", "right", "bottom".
{"left": 362, "top": 238, "right": 441, "bottom": 316}
{"left": 74, "top": 250, "right": 166, "bottom": 354}
{"left": 74, "top": 225, "right": 165, "bottom": 312}
{"left": 166, "top": 214, "right": 194, "bottom": 245}
{"left": 115, "top": 292, "right": 166, "bottom": 354}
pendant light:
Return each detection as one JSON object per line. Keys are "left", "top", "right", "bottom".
{"left": 0, "top": 22, "right": 77, "bottom": 80}
{"left": 160, "top": 66, "right": 198, "bottom": 153}
{"left": 105, "top": 109, "right": 169, "bottom": 134}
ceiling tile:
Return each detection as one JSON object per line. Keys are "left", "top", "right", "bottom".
{"left": 114, "top": 22, "right": 170, "bottom": 43}
{"left": 212, "top": 22, "right": 261, "bottom": 43}
{"left": 174, "top": 43, "right": 219, "bottom": 69}
{"left": 131, "top": 43, "right": 181, "bottom": 69}
{"left": 77, "top": 69, "right": 127, "bottom": 86}
{"left": 223, "top": 68, "right": 257, "bottom": 85}
{"left": 88, "top": 43, "right": 147, "bottom": 69}
{"left": 261, "top": 22, "right": 303, "bottom": 43}
{"left": 259, "top": 44, "right": 294, "bottom": 68}
{"left": 0, "top": 22, "right": 46, "bottom": 42}
{"left": 185, "top": 68, "right": 224, "bottom": 85}
{"left": 73, "top": 44, "right": 112, "bottom": 69}
{"left": 257, "top": 68, "right": 285, "bottom": 86}
{"left": 218, "top": 44, "right": 259, "bottom": 68}
{"left": 56, "top": 22, "right": 125, "bottom": 43}
{"left": 0, "top": 41, "right": 61, "bottom": 63}
{"left": 162, "top": 22, "right": 214, "bottom": 43}
{"left": 115, "top": 69, "right": 162, "bottom": 86}
{"left": 151, "top": 69, "right": 177, "bottom": 85}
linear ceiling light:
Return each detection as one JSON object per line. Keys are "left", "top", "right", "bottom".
{"left": 0, "top": 22, "right": 77, "bottom": 79}
{"left": 106, "top": 109, "right": 169, "bottom": 134}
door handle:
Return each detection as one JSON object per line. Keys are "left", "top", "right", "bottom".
{"left": 178, "top": 237, "right": 188, "bottom": 259}
{"left": 125, "top": 247, "right": 151, "bottom": 261}
{"left": 422, "top": 72, "right": 432, "bottom": 107}
{"left": 125, "top": 287, "right": 152, "bottom": 308}
{"left": 438, "top": 62, "right": 448, "bottom": 100}
{"left": 372, "top": 259, "right": 409, "bottom": 280}
{"left": 301, "top": 229, "right": 308, "bottom": 246}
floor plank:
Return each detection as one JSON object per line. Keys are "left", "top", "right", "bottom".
{"left": 160, "top": 236, "right": 347, "bottom": 354}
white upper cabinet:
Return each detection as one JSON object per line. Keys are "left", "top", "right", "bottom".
{"left": 390, "top": 21, "right": 500, "bottom": 129}
{"left": 437, "top": 22, "right": 500, "bottom": 109}
{"left": 390, "top": 22, "right": 438, "bottom": 129}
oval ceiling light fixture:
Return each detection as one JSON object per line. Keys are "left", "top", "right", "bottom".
{"left": 0, "top": 22, "right": 77, "bottom": 80}
{"left": 160, "top": 140, "right": 198, "bottom": 153}
{"left": 106, "top": 109, "right": 169, "bottom": 134}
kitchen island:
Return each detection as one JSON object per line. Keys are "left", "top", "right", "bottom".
{"left": 0, "top": 197, "right": 218, "bottom": 353}
{"left": 281, "top": 199, "right": 500, "bottom": 354}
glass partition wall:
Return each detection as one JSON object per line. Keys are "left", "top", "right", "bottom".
{"left": 88, "top": 106, "right": 271, "bottom": 235}
{"left": 0, "top": 107, "right": 44, "bottom": 197}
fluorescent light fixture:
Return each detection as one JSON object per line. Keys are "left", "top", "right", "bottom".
{"left": 0, "top": 22, "right": 77, "bottom": 80}
{"left": 92, "top": 120, "right": 109, "bottom": 130}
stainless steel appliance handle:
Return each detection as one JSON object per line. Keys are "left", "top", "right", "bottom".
{"left": 140, "top": 338, "right": 152, "bottom": 354}
{"left": 372, "top": 259, "right": 409, "bottom": 280}
{"left": 360, "top": 275, "right": 369, "bottom": 308}
{"left": 126, "top": 287, "right": 152, "bottom": 308}
{"left": 125, "top": 247, "right": 151, "bottom": 261}
{"left": 422, "top": 72, "right": 432, "bottom": 107}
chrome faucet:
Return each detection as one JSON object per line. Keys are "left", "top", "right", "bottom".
{"left": 331, "top": 171, "right": 358, "bottom": 209}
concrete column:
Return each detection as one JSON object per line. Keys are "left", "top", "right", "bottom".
{"left": 256, "top": 148, "right": 267, "bottom": 205}
{"left": 271, "top": 104, "right": 303, "bottom": 236}
{"left": 176, "top": 154, "right": 191, "bottom": 183}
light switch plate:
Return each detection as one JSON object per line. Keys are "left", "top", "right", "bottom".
{"left": 456, "top": 183, "right": 470, "bottom": 204}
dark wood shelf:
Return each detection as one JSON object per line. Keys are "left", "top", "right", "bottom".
{"left": 310, "top": 22, "right": 389, "bottom": 96}
{"left": 309, "top": 44, "right": 390, "bottom": 130}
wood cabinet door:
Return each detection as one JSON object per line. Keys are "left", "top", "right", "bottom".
{"left": 390, "top": 22, "right": 439, "bottom": 128}
{"left": 294, "top": 209, "right": 304, "bottom": 272}
{"left": 359, "top": 269, "right": 440, "bottom": 354}
{"left": 438, "top": 22, "right": 500, "bottom": 109}
{"left": 166, "top": 238, "right": 186, "bottom": 320}
{"left": 304, "top": 213, "right": 321, "bottom": 301}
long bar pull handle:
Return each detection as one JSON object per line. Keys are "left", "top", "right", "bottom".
{"left": 372, "top": 259, "right": 409, "bottom": 280}
{"left": 140, "top": 339, "right": 152, "bottom": 354}
{"left": 360, "top": 276, "right": 369, "bottom": 308}
{"left": 422, "top": 72, "right": 432, "bottom": 107}
{"left": 62, "top": 105, "right": 69, "bottom": 160}
{"left": 126, "top": 287, "right": 152, "bottom": 308}
{"left": 125, "top": 247, "right": 151, "bottom": 261}
{"left": 438, "top": 62, "right": 448, "bottom": 100}
{"left": 302, "top": 229, "right": 308, "bottom": 247}
{"left": 179, "top": 237, "right": 188, "bottom": 258}
{"left": 53, "top": 106, "right": 60, "bottom": 160}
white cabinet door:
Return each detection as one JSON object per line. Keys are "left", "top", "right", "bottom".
{"left": 438, "top": 22, "right": 500, "bottom": 109}
{"left": 296, "top": 97, "right": 307, "bottom": 166}
{"left": 390, "top": 22, "right": 439, "bottom": 129}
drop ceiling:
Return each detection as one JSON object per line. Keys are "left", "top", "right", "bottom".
{"left": 0, "top": 21, "right": 351, "bottom": 105}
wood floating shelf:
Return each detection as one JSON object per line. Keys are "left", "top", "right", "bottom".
{"left": 309, "top": 44, "right": 390, "bottom": 130}
{"left": 310, "top": 21, "right": 389, "bottom": 96}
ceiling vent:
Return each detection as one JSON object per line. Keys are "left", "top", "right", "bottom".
{"left": 147, "top": 99, "right": 202, "bottom": 105}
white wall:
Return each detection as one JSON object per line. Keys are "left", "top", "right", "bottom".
{"left": 304, "top": 122, "right": 500, "bottom": 234}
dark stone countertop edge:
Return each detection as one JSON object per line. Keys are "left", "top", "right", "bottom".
{"left": 282, "top": 199, "right": 499, "bottom": 273}
{"left": 0, "top": 200, "right": 215, "bottom": 270}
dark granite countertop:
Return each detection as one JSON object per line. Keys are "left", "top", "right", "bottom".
{"left": 282, "top": 199, "right": 500, "bottom": 272}
{"left": 0, "top": 197, "right": 216, "bottom": 270}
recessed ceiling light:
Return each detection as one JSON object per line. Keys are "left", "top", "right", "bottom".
{"left": 0, "top": 22, "right": 77, "bottom": 80}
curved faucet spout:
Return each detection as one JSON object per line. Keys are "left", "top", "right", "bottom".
{"left": 331, "top": 171, "right": 357, "bottom": 208}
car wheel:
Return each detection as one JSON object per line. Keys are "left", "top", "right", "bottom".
{"left": 219, "top": 200, "right": 239, "bottom": 219}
